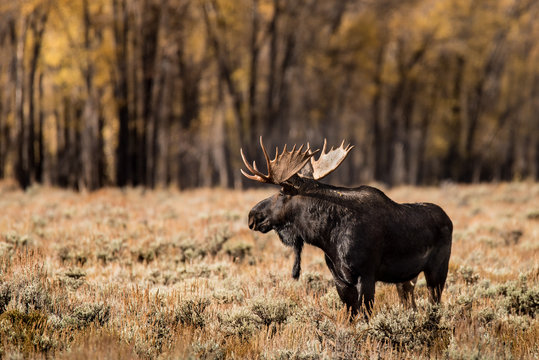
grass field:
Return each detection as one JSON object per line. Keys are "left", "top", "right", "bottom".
{"left": 0, "top": 180, "right": 538, "bottom": 359}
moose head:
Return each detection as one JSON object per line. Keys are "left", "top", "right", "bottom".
{"left": 241, "top": 137, "right": 353, "bottom": 236}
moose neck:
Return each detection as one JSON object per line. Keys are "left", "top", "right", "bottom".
{"left": 290, "top": 175, "right": 397, "bottom": 210}
{"left": 276, "top": 193, "right": 349, "bottom": 258}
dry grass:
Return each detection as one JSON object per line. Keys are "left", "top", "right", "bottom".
{"left": 0, "top": 180, "right": 538, "bottom": 359}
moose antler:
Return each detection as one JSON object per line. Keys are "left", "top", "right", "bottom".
{"left": 241, "top": 137, "right": 317, "bottom": 184}
{"left": 302, "top": 139, "right": 354, "bottom": 180}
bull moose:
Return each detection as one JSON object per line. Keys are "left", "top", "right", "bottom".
{"left": 241, "top": 138, "right": 453, "bottom": 318}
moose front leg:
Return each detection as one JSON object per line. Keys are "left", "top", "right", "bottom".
{"left": 356, "top": 276, "right": 375, "bottom": 317}
{"left": 276, "top": 228, "right": 304, "bottom": 280}
{"left": 335, "top": 280, "right": 360, "bottom": 318}
{"left": 324, "top": 255, "right": 360, "bottom": 318}
{"left": 291, "top": 241, "right": 303, "bottom": 279}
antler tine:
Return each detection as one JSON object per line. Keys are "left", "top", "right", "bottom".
{"left": 241, "top": 137, "right": 318, "bottom": 185}
{"left": 240, "top": 148, "right": 269, "bottom": 182}
{"left": 321, "top": 138, "right": 328, "bottom": 154}
{"left": 259, "top": 137, "right": 272, "bottom": 175}
{"left": 308, "top": 139, "right": 354, "bottom": 180}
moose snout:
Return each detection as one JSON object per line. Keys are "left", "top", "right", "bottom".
{"left": 247, "top": 211, "right": 271, "bottom": 233}
{"left": 248, "top": 213, "right": 256, "bottom": 230}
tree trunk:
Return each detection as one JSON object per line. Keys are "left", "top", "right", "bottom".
{"left": 36, "top": 72, "right": 44, "bottom": 183}
{"left": 247, "top": 0, "right": 259, "bottom": 153}
{"left": 112, "top": 0, "right": 131, "bottom": 186}
{"left": 14, "top": 17, "right": 29, "bottom": 189}
{"left": 81, "top": 0, "right": 100, "bottom": 190}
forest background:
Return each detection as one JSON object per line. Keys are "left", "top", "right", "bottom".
{"left": 0, "top": 0, "right": 538, "bottom": 191}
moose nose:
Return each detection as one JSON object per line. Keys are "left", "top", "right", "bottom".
{"left": 248, "top": 214, "right": 256, "bottom": 230}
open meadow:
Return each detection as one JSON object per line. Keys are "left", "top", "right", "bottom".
{"left": 0, "top": 181, "right": 538, "bottom": 359}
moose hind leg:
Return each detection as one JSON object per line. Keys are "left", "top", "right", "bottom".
{"left": 425, "top": 249, "right": 450, "bottom": 304}
{"left": 356, "top": 277, "right": 375, "bottom": 317}
{"left": 396, "top": 276, "right": 418, "bottom": 309}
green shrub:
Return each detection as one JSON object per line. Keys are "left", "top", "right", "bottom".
{"left": 134, "top": 244, "right": 165, "bottom": 263}
{"left": 61, "top": 303, "right": 110, "bottom": 329}
{"left": 58, "top": 268, "right": 87, "bottom": 290}
{"left": 314, "top": 318, "right": 363, "bottom": 358}
{"left": 190, "top": 341, "right": 225, "bottom": 360}
{"left": 204, "top": 225, "right": 231, "bottom": 256}
{"left": 368, "top": 305, "right": 451, "bottom": 351}
{"left": 57, "top": 246, "right": 88, "bottom": 266}
{"left": 250, "top": 297, "right": 297, "bottom": 326}
{"left": 458, "top": 266, "right": 479, "bottom": 285}
{"left": 96, "top": 238, "right": 124, "bottom": 264}
{"left": 175, "top": 296, "right": 211, "bottom": 328}
{"left": 15, "top": 281, "right": 52, "bottom": 313}
{"left": 218, "top": 307, "right": 261, "bottom": 339}
{"left": 3, "top": 232, "right": 33, "bottom": 248}
{"left": 0, "top": 281, "right": 11, "bottom": 313}
{"left": 475, "top": 307, "right": 497, "bottom": 324}
{"left": 224, "top": 240, "right": 252, "bottom": 262}
{"left": 526, "top": 210, "right": 539, "bottom": 220}
{"left": 302, "top": 272, "right": 331, "bottom": 295}
{"left": 212, "top": 288, "right": 244, "bottom": 304}
{"left": 0, "top": 309, "right": 54, "bottom": 355}
{"left": 266, "top": 349, "right": 322, "bottom": 360}
{"left": 498, "top": 280, "right": 539, "bottom": 317}
{"left": 131, "top": 308, "right": 177, "bottom": 358}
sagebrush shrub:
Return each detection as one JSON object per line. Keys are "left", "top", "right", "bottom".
{"left": 218, "top": 307, "right": 261, "bottom": 339}
{"left": 175, "top": 296, "right": 211, "bottom": 328}
{"left": 60, "top": 303, "right": 110, "bottom": 329}
{"left": 267, "top": 349, "right": 322, "bottom": 360}
{"left": 141, "top": 309, "right": 176, "bottom": 356}
{"left": 368, "top": 305, "right": 451, "bottom": 351}
{"left": 499, "top": 280, "right": 539, "bottom": 317}
{"left": 0, "top": 309, "right": 55, "bottom": 355}
{"left": 14, "top": 281, "right": 52, "bottom": 313}
{"left": 458, "top": 266, "right": 479, "bottom": 285}
{"left": 302, "top": 272, "right": 331, "bottom": 295}
{"left": 0, "top": 281, "right": 11, "bottom": 313}
{"left": 250, "top": 297, "right": 297, "bottom": 326}
{"left": 223, "top": 240, "right": 252, "bottom": 262}
{"left": 190, "top": 341, "right": 225, "bottom": 360}
{"left": 315, "top": 318, "right": 364, "bottom": 359}
{"left": 204, "top": 225, "right": 231, "bottom": 256}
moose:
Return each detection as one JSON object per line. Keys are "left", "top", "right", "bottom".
{"left": 241, "top": 138, "right": 453, "bottom": 318}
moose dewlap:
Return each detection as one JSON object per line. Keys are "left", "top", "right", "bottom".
{"left": 241, "top": 138, "right": 452, "bottom": 319}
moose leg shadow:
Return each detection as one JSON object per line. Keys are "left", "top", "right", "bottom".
{"left": 396, "top": 276, "right": 418, "bottom": 309}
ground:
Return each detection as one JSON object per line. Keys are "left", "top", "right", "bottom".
{"left": 0, "top": 180, "right": 538, "bottom": 359}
